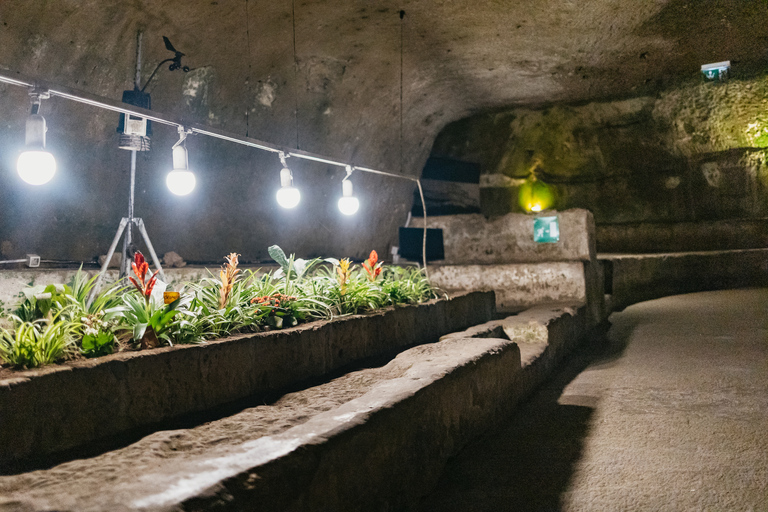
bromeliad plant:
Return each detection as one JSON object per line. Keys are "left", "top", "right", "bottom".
{"left": 129, "top": 252, "right": 160, "bottom": 304}
{"left": 0, "top": 245, "right": 441, "bottom": 371}
{"left": 122, "top": 251, "right": 180, "bottom": 349}
{"left": 179, "top": 253, "right": 262, "bottom": 340}
{"left": 362, "top": 250, "right": 383, "bottom": 282}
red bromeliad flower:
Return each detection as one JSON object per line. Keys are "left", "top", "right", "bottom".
{"left": 362, "top": 250, "right": 383, "bottom": 282}
{"left": 129, "top": 251, "right": 160, "bottom": 303}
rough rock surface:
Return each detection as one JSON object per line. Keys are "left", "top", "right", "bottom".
{"left": 1, "top": 1, "right": 767, "bottom": 261}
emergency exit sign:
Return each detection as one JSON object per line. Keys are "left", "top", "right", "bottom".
{"left": 533, "top": 216, "right": 560, "bottom": 243}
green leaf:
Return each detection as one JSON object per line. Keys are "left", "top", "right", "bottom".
{"left": 133, "top": 322, "right": 148, "bottom": 342}
{"left": 268, "top": 245, "right": 289, "bottom": 270}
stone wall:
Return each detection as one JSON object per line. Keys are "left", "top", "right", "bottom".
{"left": 430, "top": 76, "right": 768, "bottom": 252}
{"left": 411, "top": 209, "right": 606, "bottom": 324}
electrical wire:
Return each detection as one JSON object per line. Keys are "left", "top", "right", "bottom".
{"left": 0, "top": 69, "right": 430, "bottom": 273}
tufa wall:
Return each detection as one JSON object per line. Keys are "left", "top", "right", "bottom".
{"left": 431, "top": 76, "right": 768, "bottom": 252}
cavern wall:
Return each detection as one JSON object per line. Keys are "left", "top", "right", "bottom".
{"left": 431, "top": 77, "right": 768, "bottom": 253}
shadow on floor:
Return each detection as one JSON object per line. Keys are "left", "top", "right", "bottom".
{"left": 410, "top": 319, "right": 633, "bottom": 512}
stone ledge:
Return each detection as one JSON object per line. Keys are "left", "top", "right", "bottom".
{"left": 428, "top": 262, "right": 588, "bottom": 312}
{"left": 411, "top": 209, "right": 596, "bottom": 264}
{"left": 0, "top": 292, "right": 495, "bottom": 466}
{"left": 602, "top": 248, "right": 768, "bottom": 311}
{"left": 112, "top": 303, "right": 586, "bottom": 512}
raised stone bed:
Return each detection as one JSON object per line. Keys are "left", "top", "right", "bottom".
{"left": 0, "top": 302, "right": 587, "bottom": 511}
{"left": 0, "top": 291, "right": 494, "bottom": 466}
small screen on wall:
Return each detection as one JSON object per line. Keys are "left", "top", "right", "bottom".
{"left": 534, "top": 216, "right": 560, "bottom": 243}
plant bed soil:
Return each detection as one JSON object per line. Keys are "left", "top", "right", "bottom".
{"left": 0, "top": 291, "right": 494, "bottom": 466}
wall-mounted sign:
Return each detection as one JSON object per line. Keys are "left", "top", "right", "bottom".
{"left": 701, "top": 61, "right": 730, "bottom": 82}
{"left": 534, "top": 216, "right": 559, "bottom": 243}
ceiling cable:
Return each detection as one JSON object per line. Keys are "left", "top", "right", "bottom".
{"left": 0, "top": 69, "right": 429, "bottom": 272}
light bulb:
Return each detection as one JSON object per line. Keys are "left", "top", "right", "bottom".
{"left": 18, "top": 113, "right": 55, "bottom": 185}
{"left": 276, "top": 166, "right": 300, "bottom": 208}
{"left": 338, "top": 179, "right": 359, "bottom": 215}
{"left": 338, "top": 196, "right": 360, "bottom": 215}
{"left": 166, "top": 170, "right": 196, "bottom": 196}
{"left": 276, "top": 186, "right": 301, "bottom": 209}
{"left": 17, "top": 150, "right": 56, "bottom": 185}
{"left": 530, "top": 203, "right": 542, "bottom": 212}
{"left": 166, "top": 140, "right": 196, "bottom": 195}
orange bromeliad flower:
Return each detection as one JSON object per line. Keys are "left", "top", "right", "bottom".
{"left": 336, "top": 258, "right": 351, "bottom": 294}
{"left": 129, "top": 251, "right": 160, "bottom": 303}
{"left": 362, "top": 250, "right": 383, "bottom": 282}
{"left": 251, "top": 293, "right": 296, "bottom": 308}
{"left": 219, "top": 252, "right": 241, "bottom": 309}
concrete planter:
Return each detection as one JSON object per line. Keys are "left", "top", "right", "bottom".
{"left": 0, "top": 291, "right": 494, "bottom": 466}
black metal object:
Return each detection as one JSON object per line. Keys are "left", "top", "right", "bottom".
{"left": 399, "top": 227, "right": 444, "bottom": 262}
{"left": 421, "top": 157, "right": 481, "bottom": 183}
{"left": 140, "top": 36, "right": 190, "bottom": 93}
{"left": 116, "top": 89, "right": 152, "bottom": 136}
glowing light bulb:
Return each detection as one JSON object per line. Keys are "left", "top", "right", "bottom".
{"left": 17, "top": 150, "right": 56, "bottom": 185}
{"left": 338, "top": 179, "right": 359, "bottom": 215}
{"left": 276, "top": 167, "right": 300, "bottom": 208}
{"left": 519, "top": 173, "right": 554, "bottom": 213}
{"left": 276, "top": 186, "right": 301, "bottom": 208}
{"left": 18, "top": 113, "right": 56, "bottom": 185}
{"left": 166, "top": 170, "right": 196, "bottom": 196}
{"left": 166, "top": 142, "right": 196, "bottom": 196}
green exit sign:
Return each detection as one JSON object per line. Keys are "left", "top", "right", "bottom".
{"left": 533, "top": 216, "right": 560, "bottom": 243}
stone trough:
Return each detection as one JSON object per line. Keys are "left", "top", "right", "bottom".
{"left": 0, "top": 292, "right": 494, "bottom": 467}
{"left": 0, "top": 302, "right": 588, "bottom": 511}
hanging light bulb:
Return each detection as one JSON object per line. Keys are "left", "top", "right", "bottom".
{"left": 338, "top": 166, "right": 360, "bottom": 215}
{"left": 17, "top": 88, "right": 56, "bottom": 185}
{"left": 276, "top": 152, "right": 300, "bottom": 208}
{"left": 166, "top": 128, "right": 196, "bottom": 196}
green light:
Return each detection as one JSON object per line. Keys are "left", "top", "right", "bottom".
{"left": 518, "top": 174, "right": 554, "bottom": 213}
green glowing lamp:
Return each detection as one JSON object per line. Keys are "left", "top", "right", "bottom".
{"left": 518, "top": 173, "right": 554, "bottom": 213}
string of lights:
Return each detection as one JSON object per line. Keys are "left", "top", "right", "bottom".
{"left": 0, "top": 69, "right": 430, "bottom": 275}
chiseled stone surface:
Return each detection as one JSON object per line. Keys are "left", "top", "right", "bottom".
{"left": 605, "top": 248, "right": 768, "bottom": 311}
{"left": 0, "top": 304, "right": 587, "bottom": 511}
{"left": 0, "top": 292, "right": 494, "bottom": 465}
{"left": 428, "top": 261, "right": 588, "bottom": 312}
{"left": 0, "top": 335, "right": 523, "bottom": 511}
{"left": 411, "top": 209, "right": 596, "bottom": 264}
{"left": 4, "top": 2, "right": 767, "bottom": 262}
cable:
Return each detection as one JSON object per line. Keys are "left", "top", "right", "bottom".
{"left": 292, "top": 0, "right": 300, "bottom": 150}
{"left": 0, "top": 69, "right": 431, "bottom": 273}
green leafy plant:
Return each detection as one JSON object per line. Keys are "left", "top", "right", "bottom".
{"left": 382, "top": 266, "right": 441, "bottom": 304}
{"left": 317, "top": 258, "right": 388, "bottom": 316}
{"left": 121, "top": 293, "right": 180, "bottom": 349}
{"left": 1, "top": 246, "right": 441, "bottom": 370}
{"left": 269, "top": 245, "right": 321, "bottom": 288}
{"left": 181, "top": 255, "right": 262, "bottom": 339}
{"left": 12, "top": 283, "right": 70, "bottom": 322}
{"left": 0, "top": 313, "right": 79, "bottom": 368}
{"left": 81, "top": 330, "right": 116, "bottom": 358}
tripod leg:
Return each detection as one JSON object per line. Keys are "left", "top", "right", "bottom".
{"left": 88, "top": 217, "right": 129, "bottom": 308}
{"left": 133, "top": 218, "right": 166, "bottom": 282}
